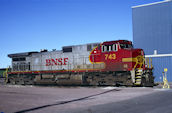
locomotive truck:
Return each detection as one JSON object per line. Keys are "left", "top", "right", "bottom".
{"left": 7, "top": 40, "right": 154, "bottom": 86}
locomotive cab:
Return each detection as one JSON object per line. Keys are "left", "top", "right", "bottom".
{"left": 102, "top": 40, "right": 146, "bottom": 71}
{"left": 89, "top": 40, "right": 144, "bottom": 71}
{"left": 101, "top": 40, "right": 133, "bottom": 52}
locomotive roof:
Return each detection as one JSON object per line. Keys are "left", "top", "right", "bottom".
{"left": 62, "top": 42, "right": 100, "bottom": 48}
{"left": 102, "top": 40, "right": 132, "bottom": 45}
{"left": 8, "top": 51, "right": 38, "bottom": 58}
{"left": 8, "top": 40, "right": 132, "bottom": 58}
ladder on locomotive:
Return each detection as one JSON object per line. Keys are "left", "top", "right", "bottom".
{"left": 134, "top": 58, "right": 153, "bottom": 86}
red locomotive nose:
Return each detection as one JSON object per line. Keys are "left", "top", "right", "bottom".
{"left": 131, "top": 49, "right": 144, "bottom": 57}
{"left": 132, "top": 49, "right": 145, "bottom": 69}
{"left": 122, "top": 48, "right": 145, "bottom": 70}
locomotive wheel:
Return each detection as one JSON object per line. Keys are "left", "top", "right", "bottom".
{"left": 84, "top": 71, "right": 133, "bottom": 86}
{"left": 8, "top": 78, "right": 16, "bottom": 85}
{"left": 8, "top": 74, "right": 35, "bottom": 85}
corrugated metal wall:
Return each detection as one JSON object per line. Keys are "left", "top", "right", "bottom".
{"left": 132, "top": 1, "right": 172, "bottom": 55}
{"left": 132, "top": 1, "right": 172, "bottom": 82}
{"left": 146, "top": 56, "right": 172, "bottom": 82}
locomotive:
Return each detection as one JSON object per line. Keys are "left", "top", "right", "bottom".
{"left": 7, "top": 40, "right": 154, "bottom": 86}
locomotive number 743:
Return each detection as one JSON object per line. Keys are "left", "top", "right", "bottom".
{"left": 104, "top": 54, "right": 116, "bottom": 60}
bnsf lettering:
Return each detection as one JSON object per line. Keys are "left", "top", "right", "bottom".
{"left": 46, "top": 58, "right": 69, "bottom": 66}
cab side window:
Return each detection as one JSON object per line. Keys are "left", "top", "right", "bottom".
{"left": 102, "top": 45, "right": 106, "bottom": 52}
{"left": 106, "top": 45, "right": 113, "bottom": 52}
{"left": 120, "top": 44, "right": 133, "bottom": 49}
{"left": 113, "top": 44, "right": 118, "bottom": 51}
{"left": 102, "top": 44, "right": 118, "bottom": 52}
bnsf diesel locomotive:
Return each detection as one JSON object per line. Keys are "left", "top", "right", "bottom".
{"left": 7, "top": 40, "right": 154, "bottom": 86}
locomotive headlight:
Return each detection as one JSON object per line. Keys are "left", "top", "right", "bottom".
{"left": 141, "top": 50, "right": 144, "bottom": 56}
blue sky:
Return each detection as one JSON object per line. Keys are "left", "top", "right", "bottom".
{"left": 0, "top": 0, "right": 163, "bottom": 68}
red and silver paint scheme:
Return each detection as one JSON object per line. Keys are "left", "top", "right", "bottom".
{"left": 7, "top": 40, "right": 154, "bottom": 86}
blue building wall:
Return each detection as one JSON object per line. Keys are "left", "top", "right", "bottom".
{"left": 132, "top": 1, "right": 172, "bottom": 55}
{"left": 132, "top": 1, "right": 172, "bottom": 82}
{"left": 150, "top": 56, "right": 172, "bottom": 82}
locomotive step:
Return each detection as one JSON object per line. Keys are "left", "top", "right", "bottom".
{"left": 135, "top": 73, "right": 141, "bottom": 75}
{"left": 134, "top": 82, "right": 141, "bottom": 85}
{"left": 135, "top": 79, "right": 141, "bottom": 82}
{"left": 135, "top": 76, "right": 141, "bottom": 79}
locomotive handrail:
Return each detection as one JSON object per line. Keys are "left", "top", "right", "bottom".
{"left": 3, "top": 67, "right": 9, "bottom": 83}
{"left": 145, "top": 57, "right": 153, "bottom": 69}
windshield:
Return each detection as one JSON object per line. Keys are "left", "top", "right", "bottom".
{"left": 120, "top": 44, "right": 133, "bottom": 49}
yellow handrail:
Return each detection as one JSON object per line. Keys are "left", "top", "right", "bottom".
{"left": 3, "top": 67, "right": 9, "bottom": 83}
{"left": 150, "top": 58, "right": 153, "bottom": 68}
{"left": 146, "top": 58, "right": 149, "bottom": 68}
{"left": 145, "top": 57, "right": 153, "bottom": 68}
